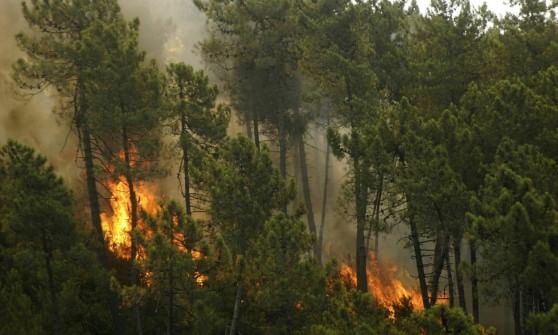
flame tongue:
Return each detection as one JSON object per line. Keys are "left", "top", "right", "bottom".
{"left": 340, "top": 253, "right": 424, "bottom": 317}
{"left": 101, "top": 175, "right": 159, "bottom": 259}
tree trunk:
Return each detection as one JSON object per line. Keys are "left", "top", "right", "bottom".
{"left": 366, "top": 177, "right": 383, "bottom": 257}
{"left": 470, "top": 240, "right": 480, "bottom": 323}
{"left": 41, "top": 228, "right": 62, "bottom": 335}
{"left": 298, "top": 135, "right": 319, "bottom": 260}
{"left": 430, "top": 232, "right": 449, "bottom": 306}
{"left": 180, "top": 112, "right": 192, "bottom": 217}
{"left": 80, "top": 118, "right": 105, "bottom": 250}
{"left": 77, "top": 79, "right": 121, "bottom": 335}
{"left": 409, "top": 214, "right": 430, "bottom": 309}
{"left": 318, "top": 109, "right": 331, "bottom": 265}
{"left": 244, "top": 101, "right": 253, "bottom": 140}
{"left": 354, "top": 159, "right": 368, "bottom": 293}
{"left": 513, "top": 288, "right": 522, "bottom": 335}
{"left": 229, "top": 282, "right": 243, "bottom": 335}
{"left": 253, "top": 106, "right": 260, "bottom": 151}
{"left": 446, "top": 249, "right": 455, "bottom": 308}
{"left": 430, "top": 204, "right": 450, "bottom": 306}
{"left": 343, "top": 76, "right": 368, "bottom": 293}
{"left": 454, "top": 240, "right": 467, "bottom": 311}
{"left": 279, "top": 118, "right": 287, "bottom": 180}
{"left": 278, "top": 117, "right": 288, "bottom": 214}
{"left": 121, "top": 125, "right": 143, "bottom": 335}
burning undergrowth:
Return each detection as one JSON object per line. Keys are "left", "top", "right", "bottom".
{"left": 339, "top": 252, "right": 425, "bottom": 318}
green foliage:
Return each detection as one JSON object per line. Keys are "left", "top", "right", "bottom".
{"left": 393, "top": 305, "right": 496, "bottom": 335}
{"left": 207, "top": 136, "right": 293, "bottom": 255}
{"left": 468, "top": 154, "right": 558, "bottom": 311}
{"left": 165, "top": 62, "right": 229, "bottom": 146}
{"left": 0, "top": 141, "right": 113, "bottom": 334}
{"left": 527, "top": 304, "right": 558, "bottom": 335}
{"left": 242, "top": 213, "right": 318, "bottom": 334}
{"left": 135, "top": 201, "right": 219, "bottom": 334}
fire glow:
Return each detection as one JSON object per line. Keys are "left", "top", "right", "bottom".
{"left": 340, "top": 253, "right": 424, "bottom": 317}
{"left": 100, "top": 176, "right": 159, "bottom": 258}
{"left": 100, "top": 171, "right": 207, "bottom": 286}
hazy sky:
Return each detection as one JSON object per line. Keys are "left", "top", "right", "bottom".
{"left": 415, "top": 0, "right": 518, "bottom": 16}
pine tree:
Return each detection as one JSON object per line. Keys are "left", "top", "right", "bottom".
{"left": 165, "top": 63, "right": 229, "bottom": 217}
{"left": 0, "top": 141, "right": 113, "bottom": 334}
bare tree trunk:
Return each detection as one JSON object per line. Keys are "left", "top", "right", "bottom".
{"left": 446, "top": 249, "right": 455, "bottom": 308}
{"left": 77, "top": 80, "right": 121, "bottom": 335}
{"left": 513, "top": 288, "right": 522, "bottom": 335}
{"left": 430, "top": 204, "right": 451, "bottom": 306}
{"left": 279, "top": 119, "right": 287, "bottom": 180}
{"left": 278, "top": 117, "right": 288, "bottom": 214}
{"left": 454, "top": 240, "right": 467, "bottom": 311}
{"left": 470, "top": 240, "right": 480, "bottom": 323}
{"left": 366, "top": 176, "right": 383, "bottom": 257}
{"left": 121, "top": 126, "right": 143, "bottom": 335}
{"left": 180, "top": 113, "right": 192, "bottom": 217}
{"left": 343, "top": 76, "right": 368, "bottom": 293}
{"left": 354, "top": 159, "right": 368, "bottom": 293}
{"left": 229, "top": 282, "right": 243, "bottom": 335}
{"left": 298, "top": 135, "right": 319, "bottom": 260}
{"left": 318, "top": 109, "right": 331, "bottom": 265}
{"left": 253, "top": 107, "right": 260, "bottom": 151}
{"left": 80, "top": 118, "right": 104, "bottom": 250}
{"left": 409, "top": 214, "right": 430, "bottom": 309}
{"left": 244, "top": 101, "right": 253, "bottom": 140}
{"left": 430, "top": 232, "right": 449, "bottom": 306}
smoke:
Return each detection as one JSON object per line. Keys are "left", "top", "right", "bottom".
{"left": 119, "top": 0, "right": 207, "bottom": 68}
{"left": 0, "top": 0, "right": 206, "bottom": 190}
{"left": 0, "top": 1, "right": 81, "bottom": 185}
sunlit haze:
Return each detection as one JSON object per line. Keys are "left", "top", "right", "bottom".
{"left": 415, "top": 0, "right": 518, "bottom": 16}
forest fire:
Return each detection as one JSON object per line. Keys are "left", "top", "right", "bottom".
{"left": 100, "top": 172, "right": 208, "bottom": 286}
{"left": 100, "top": 176, "right": 159, "bottom": 258}
{"left": 340, "top": 253, "right": 423, "bottom": 317}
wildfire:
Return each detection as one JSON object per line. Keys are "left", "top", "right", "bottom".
{"left": 340, "top": 253, "right": 424, "bottom": 317}
{"left": 100, "top": 176, "right": 159, "bottom": 258}
{"left": 100, "top": 164, "right": 207, "bottom": 286}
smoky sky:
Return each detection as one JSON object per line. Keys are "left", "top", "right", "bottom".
{"left": 0, "top": 0, "right": 206, "bottom": 185}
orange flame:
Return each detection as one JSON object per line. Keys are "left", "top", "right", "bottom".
{"left": 100, "top": 158, "right": 207, "bottom": 286}
{"left": 100, "top": 176, "right": 159, "bottom": 258}
{"left": 340, "top": 253, "right": 424, "bottom": 317}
